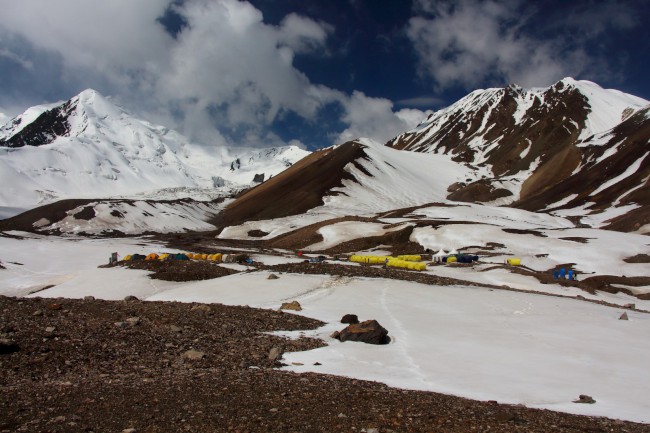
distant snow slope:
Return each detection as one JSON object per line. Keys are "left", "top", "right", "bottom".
{"left": 0, "top": 89, "right": 309, "bottom": 214}
{"left": 41, "top": 199, "right": 229, "bottom": 235}
{"left": 326, "top": 138, "right": 471, "bottom": 214}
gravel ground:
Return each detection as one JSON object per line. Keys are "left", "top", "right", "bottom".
{"left": 2, "top": 296, "right": 649, "bottom": 433}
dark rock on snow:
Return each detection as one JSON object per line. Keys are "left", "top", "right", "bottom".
{"left": 573, "top": 394, "right": 596, "bottom": 404}
{"left": 341, "top": 314, "right": 359, "bottom": 324}
{"left": 336, "top": 319, "right": 390, "bottom": 345}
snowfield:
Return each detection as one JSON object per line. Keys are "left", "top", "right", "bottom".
{"left": 1, "top": 231, "right": 649, "bottom": 423}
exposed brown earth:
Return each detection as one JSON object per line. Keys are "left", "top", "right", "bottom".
{"left": 0, "top": 199, "right": 97, "bottom": 233}
{"left": 624, "top": 254, "right": 650, "bottom": 263}
{"left": 211, "top": 142, "right": 369, "bottom": 229}
{"left": 446, "top": 179, "right": 512, "bottom": 203}
{"left": 516, "top": 107, "right": 650, "bottom": 220}
{"left": 3, "top": 296, "right": 650, "bottom": 433}
{"left": 121, "top": 260, "right": 240, "bottom": 282}
{"left": 579, "top": 275, "right": 650, "bottom": 300}
{"left": 258, "top": 262, "right": 482, "bottom": 288}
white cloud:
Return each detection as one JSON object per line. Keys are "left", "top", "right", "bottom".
{"left": 0, "top": 0, "right": 418, "bottom": 148}
{"left": 0, "top": 1, "right": 171, "bottom": 81}
{"left": 407, "top": 0, "right": 590, "bottom": 89}
{"left": 278, "top": 13, "right": 333, "bottom": 54}
{"left": 336, "top": 91, "right": 428, "bottom": 144}
{"left": 157, "top": 1, "right": 328, "bottom": 125}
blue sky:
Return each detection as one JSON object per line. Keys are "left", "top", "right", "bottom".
{"left": 0, "top": 0, "right": 648, "bottom": 150}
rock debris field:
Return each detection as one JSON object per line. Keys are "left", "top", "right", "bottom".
{"left": 2, "top": 295, "right": 649, "bottom": 433}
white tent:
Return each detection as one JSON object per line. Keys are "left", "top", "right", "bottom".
{"left": 433, "top": 249, "right": 447, "bottom": 263}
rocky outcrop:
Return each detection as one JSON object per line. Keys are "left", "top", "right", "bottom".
{"left": 335, "top": 319, "right": 390, "bottom": 345}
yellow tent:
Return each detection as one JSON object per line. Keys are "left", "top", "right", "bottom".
{"left": 145, "top": 253, "right": 159, "bottom": 261}
{"left": 396, "top": 255, "right": 422, "bottom": 262}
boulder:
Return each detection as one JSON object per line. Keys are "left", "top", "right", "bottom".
{"left": 341, "top": 314, "right": 359, "bottom": 324}
{"left": 336, "top": 320, "right": 390, "bottom": 345}
{"left": 280, "top": 301, "right": 302, "bottom": 311}
{"left": 267, "top": 274, "right": 279, "bottom": 280}
{"left": 573, "top": 394, "right": 596, "bottom": 404}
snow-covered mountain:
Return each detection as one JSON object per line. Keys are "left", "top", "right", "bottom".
{"left": 386, "top": 78, "right": 650, "bottom": 231}
{"left": 3, "top": 79, "right": 648, "bottom": 235}
{"left": 0, "top": 89, "right": 310, "bottom": 216}
{"left": 387, "top": 79, "right": 648, "bottom": 201}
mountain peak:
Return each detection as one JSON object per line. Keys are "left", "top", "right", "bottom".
{"left": 75, "top": 88, "right": 102, "bottom": 102}
{"left": 386, "top": 78, "right": 650, "bottom": 223}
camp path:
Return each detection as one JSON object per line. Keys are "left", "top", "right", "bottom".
{"left": 377, "top": 281, "right": 438, "bottom": 390}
